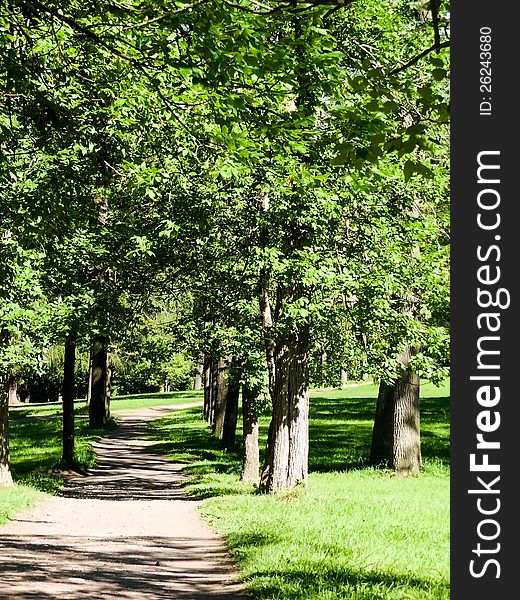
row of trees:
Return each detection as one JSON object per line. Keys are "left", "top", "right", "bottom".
{"left": 1, "top": 0, "right": 449, "bottom": 490}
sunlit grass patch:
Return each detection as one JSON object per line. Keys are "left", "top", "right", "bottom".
{"left": 146, "top": 380, "right": 450, "bottom": 599}
{"left": 0, "top": 484, "right": 47, "bottom": 526}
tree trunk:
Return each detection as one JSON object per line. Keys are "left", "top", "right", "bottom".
{"left": 369, "top": 347, "right": 421, "bottom": 475}
{"left": 194, "top": 355, "right": 203, "bottom": 391}
{"left": 287, "top": 330, "right": 310, "bottom": 486}
{"left": 369, "top": 381, "right": 394, "bottom": 466}
{"left": 62, "top": 333, "right": 76, "bottom": 467}
{"left": 88, "top": 336, "right": 109, "bottom": 428}
{"left": 209, "top": 357, "right": 219, "bottom": 426}
{"left": 213, "top": 357, "right": 229, "bottom": 440}
{"left": 203, "top": 355, "right": 211, "bottom": 422}
{"left": 261, "top": 327, "right": 310, "bottom": 492}
{"left": 8, "top": 374, "right": 19, "bottom": 406}
{"left": 86, "top": 344, "right": 93, "bottom": 406}
{"left": 340, "top": 368, "right": 348, "bottom": 388}
{"left": 0, "top": 378, "right": 13, "bottom": 486}
{"left": 241, "top": 383, "right": 260, "bottom": 485}
{"left": 222, "top": 360, "right": 240, "bottom": 451}
{"left": 105, "top": 357, "right": 112, "bottom": 411}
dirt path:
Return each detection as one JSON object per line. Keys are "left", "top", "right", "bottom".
{"left": 0, "top": 404, "right": 246, "bottom": 599}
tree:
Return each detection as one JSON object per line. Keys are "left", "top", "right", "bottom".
{"left": 0, "top": 0, "right": 450, "bottom": 490}
{"left": 61, "top": 333, "right": 77, "bottom": 466}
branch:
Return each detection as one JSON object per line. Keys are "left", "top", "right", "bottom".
{"left": 123, "top": 0, "right": 212, "bottom": 29}
{"left": 388, "top": 40, "right": 449, "bottom": 75}
{"left": 24, "top": 0, "right": 202, "bottom": 140}
{"left": 431, "top": 0, "right": 441, "bottom": 52}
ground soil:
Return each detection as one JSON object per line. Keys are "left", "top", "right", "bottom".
{"left": 0, "top": 403, "right": 246, "bottom": 599}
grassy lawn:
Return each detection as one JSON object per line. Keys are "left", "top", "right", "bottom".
{"left": 146, "top": 380, "right": 450, "bottom": 599}
{"left": 8, "top": 389, "right": 202, "bottom": 419}
{"left": 0, "top": 416, "right": 115, "bottom": 524}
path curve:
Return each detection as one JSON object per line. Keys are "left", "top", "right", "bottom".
{"left": 0, "top": 403, "right": 245, "bottom": 599}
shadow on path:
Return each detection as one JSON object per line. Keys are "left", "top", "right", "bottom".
{"left": 1, "top": 402, "right": 245, "bottom": 599}
{"left": 0, "top": 532, "right": 242, "bottom": 599}
{"left": 62, "top": 416, "right": 195, "bottom": 502}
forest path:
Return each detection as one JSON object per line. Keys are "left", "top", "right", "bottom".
{"left": 0, "top": 403, "right": 246, "bottom": 599}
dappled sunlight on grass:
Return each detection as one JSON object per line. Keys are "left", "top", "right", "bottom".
{"left": 202, "top": 468, "right": 449, "bottom": 599}
{"left": 0, "top": 484, "right": 47, "bottom": 526}
{"left": 5, "top": 383, "right": 450, "bottom": 599}
{"left": 145, "top": 380, "right": 450, "bottom": 599}
{"left": 145, "top": 408, "right": 245, "bottom": 498}
{"left": 9, "top": 416, "right": 116, "bottom": 494}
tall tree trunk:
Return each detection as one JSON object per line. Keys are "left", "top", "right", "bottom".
{"left": 213, "top": 357, "right": 229, "bottom": 440}
{"left": 88, "top": 336, "right": 109, "bottom": 428}
{"left": 193, "top": 355, "right": 203, "bottom": 391}
{"left": 261, "top": 326, "right": 310, "bottom": 492}
{"left": 241, "top": 383, "right": 260, "bottom": 485}
{"left": 0, "top": 377, "right": 13, "bottom": 486}
{"left": 340, "top": 368, "right": 348, "bottom": 388}
{"left": 259, "top": 12, "right": 313, "bottom": 493}
{"left": 286, "top": 329, "right": 310, "bottom": 486}
{"left": 209, "top": 357, "right": 219, "bottom": 426}
{"left": 105, "top": 356, "right": 112, "bottom": 410}
{"left": 86, "top": 344, "right": 93, "bottom": 406}
{"left": 62, "top": 333, "right": 76, "bottom": 467}
{"left": 222, "top": 359, "right": 240, "bottom": 451}
{"left": 370, "top": 346, "right": 421, "bottom": 475}
{"left": 203, "top": 355, "right": 211, "bottom": 422}
{"left": 8, "top": 374, "right": 19, "bottom": 406}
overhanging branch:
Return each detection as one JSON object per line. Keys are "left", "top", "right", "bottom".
{"left": 389, "top": 40, "right": 449, "bottom": 76}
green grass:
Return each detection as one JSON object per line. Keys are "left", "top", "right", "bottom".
{"left": 8, "top": 416, "right": 117, "bottom": 493}
{"left": 0, "top": 484, "right": 47, "bottom": 526}
{"left": 8, "top": 389, "right": 202, "bottom": 419}
{"left": 146, "top": 380, "right": 450, "bottom": 599}
{"left": 108, "top": 390, "right": 202, "bottom": 412}
{"left": 1, "top": 411, "right": 117, "bottom": 523}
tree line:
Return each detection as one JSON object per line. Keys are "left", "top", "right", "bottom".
{"left": 0, "top": 0, "right": 449, "bottom": 491}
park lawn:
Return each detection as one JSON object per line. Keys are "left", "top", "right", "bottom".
{"left": 8, "top": 389, "right": 203, "bottom": 419}
{"left": 0, "top": 412, "right": 115, "bottom": 524}
{"left": 108, "top": 390, "right": 203, "bottom": 412}
{"left": 146, "top": 380, "right": 450, "bottom": 600}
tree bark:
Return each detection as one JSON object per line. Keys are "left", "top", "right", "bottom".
{"left": 241, "top": 383, "right": 260, "bottom": 484}
{"left": 340, "top": 368, "right": 348, "bottom": 388}
{"left": 105, "top": 356, "right": 112, "bottom": 411}
{"left": 86, "top": 344, "right": 93, "bottom": 406}
{"left": 8, "top": 374, "right": 20, "bottom": 406}
{"left": 88, "top": 336, "right": 109, "bottom": 428}
{"left": 209, "top": 357, "right": 219, "bottom": 426}
{"left": 222, "top": 359, "right": 240, "bottom": 451}
{"left": 62, "top": 333, "right": 76, "bottom": 467}
{"left": 287, "top": 329, "right": 310, "bottom": 487}
{"left": 261, "top": 326, "right": 310, "bottom": 492}
{"left": 203, "top": 355, "right": 211, "bottom": 422}
{"left": 194, "top": 355, "right": 203, "bottom": 391}
{"left": 0, "top": 378, "right": 13, "bottom": 486}
{"left": 213, "top": 357, "right": 229, "bottom": 440}
{"left": 369, "top": 347, "right": 422, "bottom": 475}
